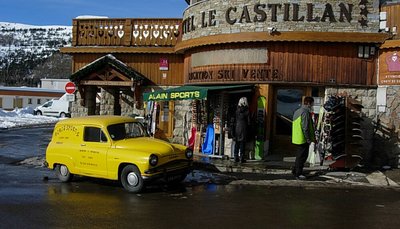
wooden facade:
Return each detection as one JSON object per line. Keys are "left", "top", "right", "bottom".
{"left": 176, "top": 31, "right": 388, "bottom": 52}
{"left": 184, "top": 42, "right": 378, "bottom": 86}
{"left": 71, "top": 53, "right": 184, "bottom": 86}
{"left": 378, "top": 3, "right": 400, "bottom": 86}
{"left": 61, "top": 18, "right": 186, "bottom": 87}
{"left": 63, "top": 18, "right": 387, "bottom": 88}
{"left": 381, "top": 3, "right": 400, "bottom": 40}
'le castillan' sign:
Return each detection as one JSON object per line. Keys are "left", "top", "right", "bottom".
{"left": 182, "top": 1, "right": 371, "bottom": 35}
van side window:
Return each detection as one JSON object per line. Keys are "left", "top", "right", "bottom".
{"left": 84, "top": 127, "right": 107, "bottom": 142}
{"left": 43, "top": 101, "right": 53, "bottom": 108}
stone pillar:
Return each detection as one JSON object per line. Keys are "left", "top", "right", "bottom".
{"left": 120, "top": 90, "right": 144, "bottom": 117}
{"left": 100, "top": 88, "right": 115, "bottom": 115}
{"left": 70, "top": 89, "right": 88, "bottom": 117}
{"left": 375, "top": 86, "right": 400, "bottom": 168}
{"left": 172, "top": 99, "right": 192, "bottom": 145}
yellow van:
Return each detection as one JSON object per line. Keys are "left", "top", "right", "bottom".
{"left": 45, "top": 115, "right": 193, "bottom": 193}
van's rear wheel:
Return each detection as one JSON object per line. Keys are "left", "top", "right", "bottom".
{"left": 55, "top": 164, "right": 73, "bottom": 182}
{"left": 59, "top": 112, "right": 66, "bottom": 118}
{"left": 120, "top": 165, "right": 144, "bottom": 193}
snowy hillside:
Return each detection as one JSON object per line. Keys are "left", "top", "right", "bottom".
{"left": 0, "top": 22, "right": 72, "bottom": 86}
{"left": 0, "top": 22, "right": 72, "bottom": 62}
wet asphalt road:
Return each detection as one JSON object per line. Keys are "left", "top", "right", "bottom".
{"left": 1, "top": 126, "right": 400, "bottom": 228}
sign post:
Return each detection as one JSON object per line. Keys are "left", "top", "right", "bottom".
{"left": 64, "top": 82, "right": 76, "bottom": 102}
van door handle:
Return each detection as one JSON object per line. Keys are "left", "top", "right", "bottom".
{"left": 81, "top": 144, "right": 86, "bottom": 146}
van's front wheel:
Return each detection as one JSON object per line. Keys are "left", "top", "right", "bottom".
{"left": 35, "top": 110, "right": 42, "bottom": 116}
{"left": 55, "top": 164, "right": 73, "bottom": 182}
{"left": 120, "top": 165, "right": 144, "bottom": 193}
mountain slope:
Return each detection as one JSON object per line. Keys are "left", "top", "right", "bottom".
{"left": 0, "top": 22, "right": 72, "bottom": 86}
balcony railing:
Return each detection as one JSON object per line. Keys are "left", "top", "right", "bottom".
{"left": 72, "top": 18, "right": 182, "bottom": 47}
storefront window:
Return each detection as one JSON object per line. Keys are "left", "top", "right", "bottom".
{"left": 276, "top": 89, "right": 304, "bottom": 135}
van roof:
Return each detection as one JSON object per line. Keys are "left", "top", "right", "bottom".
{"left": 57, "top": 115, "right": 137, "bottom": 127}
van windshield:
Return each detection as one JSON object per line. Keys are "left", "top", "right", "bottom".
{"left": 107, "top": 122, "right": 147, "bottom": 141}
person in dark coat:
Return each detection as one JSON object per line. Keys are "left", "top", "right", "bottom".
{"left": 234, "top": 97, "right": 249, "bottom": 163}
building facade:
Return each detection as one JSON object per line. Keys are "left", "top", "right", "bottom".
{"left": 0, "top": 87, "right": 65, "bottom": 110}
{"left": 375, "top": 1, "right": 400, "bottom": 167}
{"left": 61, "top": 0, "right": 399, "bottom": 168}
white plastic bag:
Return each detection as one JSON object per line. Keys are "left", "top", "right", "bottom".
{"left": 307, "top": 142, "right": 316, "bottom": 166}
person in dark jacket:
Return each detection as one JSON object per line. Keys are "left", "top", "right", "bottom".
{"left": 292, "top": 96, "right": 315, "bottom": 180}
{"left": 234, "top": 97, "right": 249, "bottom": 163}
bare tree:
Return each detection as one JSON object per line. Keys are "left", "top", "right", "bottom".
{"left": 30, "top": 52, "right": 72, "bottom": 79}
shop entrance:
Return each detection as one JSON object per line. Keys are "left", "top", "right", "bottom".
{"left": 271, "top": 87, "right": 305, "bottom": 156}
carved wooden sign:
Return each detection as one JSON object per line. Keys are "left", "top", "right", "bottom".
{"left": 379, "top": 51, "right": 400, "bottom": 85}
{"left": 187, "top": 65, "right": 282, "bottom": 84}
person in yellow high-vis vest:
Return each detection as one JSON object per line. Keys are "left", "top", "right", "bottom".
{"left": 292, "top": 96, "right": 315, "bottom": 180}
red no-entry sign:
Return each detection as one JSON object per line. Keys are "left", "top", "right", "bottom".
{"left": 65, "top": 82, "right": 76, "bottom": 94}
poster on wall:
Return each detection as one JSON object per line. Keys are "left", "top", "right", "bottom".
{"left": 159, "top": 58, "right": 169, "bottom": 71}
{"left": 379, "top": 51, "right": 400, "bottom": 85}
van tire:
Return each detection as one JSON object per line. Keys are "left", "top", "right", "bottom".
{"left": 59, "top": 112, "right": 67, "bottom": 118}
{"left": 35, "top": 110, "right": 42, "bottom": 116}
{"left": 55, "top": 164, "right": 73, "bottom": 182}
{"left": 120, "top": 165, "right": 144, "bottom": 193}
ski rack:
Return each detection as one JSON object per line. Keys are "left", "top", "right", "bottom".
{"left": 319, "top": 96, "right": 364, "bottom": 169}
{"left": 342, "top": 97, "right": 364, "bottom": 168}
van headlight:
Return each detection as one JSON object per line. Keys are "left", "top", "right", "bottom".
{"left": 149, "top": 154, "right": 158, "bottom": 166}
{"left": 185, "top": 148, "right": 193, "bottom": 159}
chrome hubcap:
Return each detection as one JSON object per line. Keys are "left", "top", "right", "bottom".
{"left": 60, "top": 165, "right": 68, "bottom": 176}
{"left": 127, "top": 172, "right": 139, "bottom": 186}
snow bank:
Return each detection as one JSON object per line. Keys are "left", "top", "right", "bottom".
{"left": 0, "top": 107, "right": 59, "bottom": 129}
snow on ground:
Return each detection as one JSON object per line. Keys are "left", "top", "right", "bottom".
{"left": 0, "top": 107, "right": 59, "bottom": 129}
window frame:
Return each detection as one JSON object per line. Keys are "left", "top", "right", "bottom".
{"left": 83, "top": 126, "right": 108, "bottom": 143}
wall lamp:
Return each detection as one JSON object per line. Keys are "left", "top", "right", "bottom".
{"left": 358, "top": 45, "right": 376, "bottom": 59}
{"left": 267, "top": 27, "right": 277, "bottom": 35}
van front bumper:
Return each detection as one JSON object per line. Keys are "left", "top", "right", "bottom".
{"left": 142, "top": 159, "right": 192, "bottom": 182}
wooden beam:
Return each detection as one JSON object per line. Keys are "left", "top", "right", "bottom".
{"left": 80, "top": 80, "right": 133, "bottom": 86}
{"left": 60, "top": 46, "right": 176, "bottom": 54}
{"left": 109, "top": 69, "right": 131, "bottom": 81}
{"left": 380, "top": 40, "right": 400, "bottom": 49}
{"left": 175, "top": 31, "right": 390, "bottom": 52}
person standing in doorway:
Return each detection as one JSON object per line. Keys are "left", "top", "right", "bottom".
{"left": 234, "top": 97, "right": 249, "bottom": 163}
{"left": 292, "top": 96, "right": 315, "bottom": 180}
